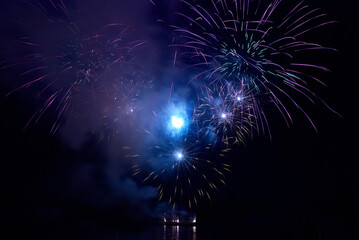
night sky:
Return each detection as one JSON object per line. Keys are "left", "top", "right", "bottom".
{"left": 1, "top": 0, "right": 358, "bottom": 239}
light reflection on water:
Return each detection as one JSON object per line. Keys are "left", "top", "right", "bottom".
{"left": 102, "top": 224, "right": 199, "bottom": 240}
{"left": 162, "top": 225, "right": 196, "bottom": 240}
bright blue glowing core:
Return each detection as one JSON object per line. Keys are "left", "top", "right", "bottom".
{"left": 175, "top": 151, "right": 184, "bottom": 160}
{"left": 221, "top": 113, "right": 227, "bottom": 119}
{"left": 171, "top": 116, "right": 184, "bottom": 129}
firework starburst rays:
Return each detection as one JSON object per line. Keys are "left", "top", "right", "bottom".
{"left": 195, "top": 81, "right": 258, "bottom": 146}
{"left": 173, "top": 0, "right": 337, "bottom": 134}
{"left": 130, "top": 132, "right": 231, "bottom": 209}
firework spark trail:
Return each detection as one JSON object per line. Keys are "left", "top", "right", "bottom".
{"left": 172, "top": 0, "right": 339, "bottom": 138}
{"left": 3, "top": 0, "right": 145, "bottom": 134}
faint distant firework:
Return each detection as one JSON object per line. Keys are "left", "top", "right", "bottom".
{"left": 3, "top": 0, "right": 145, "bottom": 134}
{"left": 93, "top": 72, "right": 153, "bottom": 142}
{"left": 172, "top": 0, "right": 339, "bottom": 134}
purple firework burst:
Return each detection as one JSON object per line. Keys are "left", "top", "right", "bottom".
{"left": 172, "top": 0, "right": 340, "bottom": 138}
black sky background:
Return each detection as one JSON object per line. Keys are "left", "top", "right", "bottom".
{"left": 1, "top": 0, "right": 358, "bottom": 239}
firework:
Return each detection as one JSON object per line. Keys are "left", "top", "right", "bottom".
{"left": 172, "top": 0, "right": 338, "bottom": 131}
{"left": 3, "top": 0, "right": 145, "bottom": 134}
{"left": 91, "top": 71, "right": 153, "bottom": 142}
{"left": 194, "top": 81, "right": 259, "bottom": 145}
{"left": 130, "top": 127, "right": 231, "bottom": 210}
{"left": 123, "top": 99, "right": 231, "bottom": 209}
{"left": 147, "top": 100, "right": 191, "bottom": 139}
